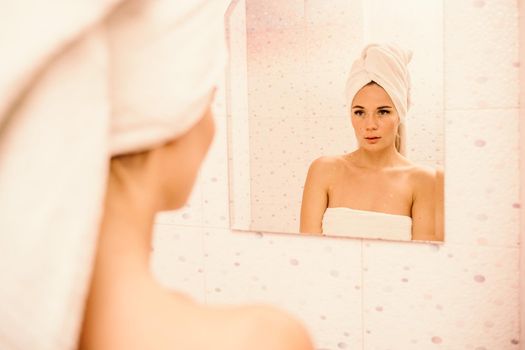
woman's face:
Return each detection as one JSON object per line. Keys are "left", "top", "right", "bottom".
{"left": 350, "top": 83, "right": 400, "bottom": 152}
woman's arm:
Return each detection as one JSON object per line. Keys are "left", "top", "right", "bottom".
{"left": 299, "top": 157, "right": 331, "bottom": 234}
{"left": 411, "top": 167, "right": 443, "bottom": 241}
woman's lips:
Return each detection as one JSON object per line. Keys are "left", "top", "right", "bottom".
{"left": 365, "top": 136, "right": 381, "bottom": 144}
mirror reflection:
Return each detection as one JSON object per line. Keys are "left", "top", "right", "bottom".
{"left": 226, "top": 0, "right": 444, "bottom": 242}
{"left": 300, "top": 44, "right": 444, "bottom": 242}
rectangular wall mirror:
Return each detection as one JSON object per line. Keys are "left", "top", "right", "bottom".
{"left": 226, "top": 0, "right": 444, "bottom": 242}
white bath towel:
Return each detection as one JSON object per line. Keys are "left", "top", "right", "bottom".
{"left": 322, "top": 207, "right": 412, "bottom": 241}
{"left": 0, "top": 0, "right": 122, "bottom": 130}
{"left": 344, "top": 43, "right": 412, "bottom": 122}
{"left": 0, "top": 1, "right": 228, "bottom": 349}
{"left": 108, "top": 0, "right": 229, "bottom": 155}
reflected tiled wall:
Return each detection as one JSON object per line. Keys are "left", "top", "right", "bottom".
{"left": 152, "top": 1, "right": 522, "bottom": 349}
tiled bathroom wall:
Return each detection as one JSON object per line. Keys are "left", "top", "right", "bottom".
{"left": 152, "top": 1, "right": 522, "bottom": 349}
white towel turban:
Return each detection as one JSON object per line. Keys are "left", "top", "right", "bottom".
{"left": 0, "top": 1, "right": 228, "bottom": 349}
{"left": 108, "top": 0, "right": 229, "bottom": 155}
{"left": 345, "top": 43, "right": 412, "bottom": 123}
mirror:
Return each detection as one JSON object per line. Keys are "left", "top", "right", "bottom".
{"left": 226, "top": 0, "right": 444, "bottom": 242}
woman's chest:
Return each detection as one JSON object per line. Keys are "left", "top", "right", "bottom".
{"left": 327, "top": 170, "right": 414, "bottom": 215}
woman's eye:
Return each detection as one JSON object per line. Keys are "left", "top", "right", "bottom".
{"left": 378, "top": 109, "right": 390, "bottom": 116}
{"left": 353, "top": 110, "right": 364, "bottom": 116}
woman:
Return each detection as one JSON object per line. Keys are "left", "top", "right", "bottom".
{"left": 0, "top": 1, "right": 313, "bottom": 349}
{"left": 300, "top": 44, "right": 443, "bottom": 242}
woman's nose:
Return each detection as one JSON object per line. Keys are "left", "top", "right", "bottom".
{"left": 365, "top": 116, "right": 378, "bottom": 130}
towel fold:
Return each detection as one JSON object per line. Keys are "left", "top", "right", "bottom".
{"left": 344, "top": 43, "right": 412, "bottom": 123}
{"left": 0, "top": 0, "right": 123, "bottom": 132}
{"left": 322, "top": 207, "right": 412, "bottom": 241}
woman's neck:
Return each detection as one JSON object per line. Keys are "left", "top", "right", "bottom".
{"left": 96, "top": 174, "right": 160, "bottom": 274}
{"left": 349, "top": 146, "right": 405, "bottom": 169}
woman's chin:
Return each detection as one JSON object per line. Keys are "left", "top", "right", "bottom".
{"left": 359, "top": 143, "right": 394, "bottom": 153}
{"left": 360, "top": 143, "right": 381, "bottom": 150}
{"left": 158, "top": 186, "right": 194, "bottom": 212}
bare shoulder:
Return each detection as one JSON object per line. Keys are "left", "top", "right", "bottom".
{"left": 307, "top": 155, "right": 346, "bottom": 181}
{"left": 309, "top": 155, "right": 345, "bottom": 170}
{"left": 408, "top": 164, "right": 439, "bottom": 188}
{"left": 408, "top": 164, "right": 445, "bottom": 202}
{"left": 408, "top": 164, "right": 444, "bottom": 241}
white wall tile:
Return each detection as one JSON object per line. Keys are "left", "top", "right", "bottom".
{"left": 445, "top": 109, "right": 520, "bottom": 246}
{"left": 151, "top": 225, "right": 206, "bottom": 302}
{"left": 362, "top": 241, "right": 520, "bottom": 349}
{"left": 305, "top": 0, "right": 362, "bottom": 118}
{"left": 444, "top": 0, "right": 519, "bottom": 110}
{"left": 247, "top": 55, "right": 307, "bottom": 120}
{"left": 246, "top": 0, "right": 304, "bottom": 31}
{"left": 250, "top": 116, "right": 306, "bottom": 163}
{"left": 302, "top": 116, "right": 356, "bottom": 157}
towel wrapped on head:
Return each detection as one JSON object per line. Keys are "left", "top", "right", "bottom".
{"left": 344, "top": 43, "right": 412, "bottom": 154}
{"left": 108, "top": 0, "right": 228, "bottom": 155}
